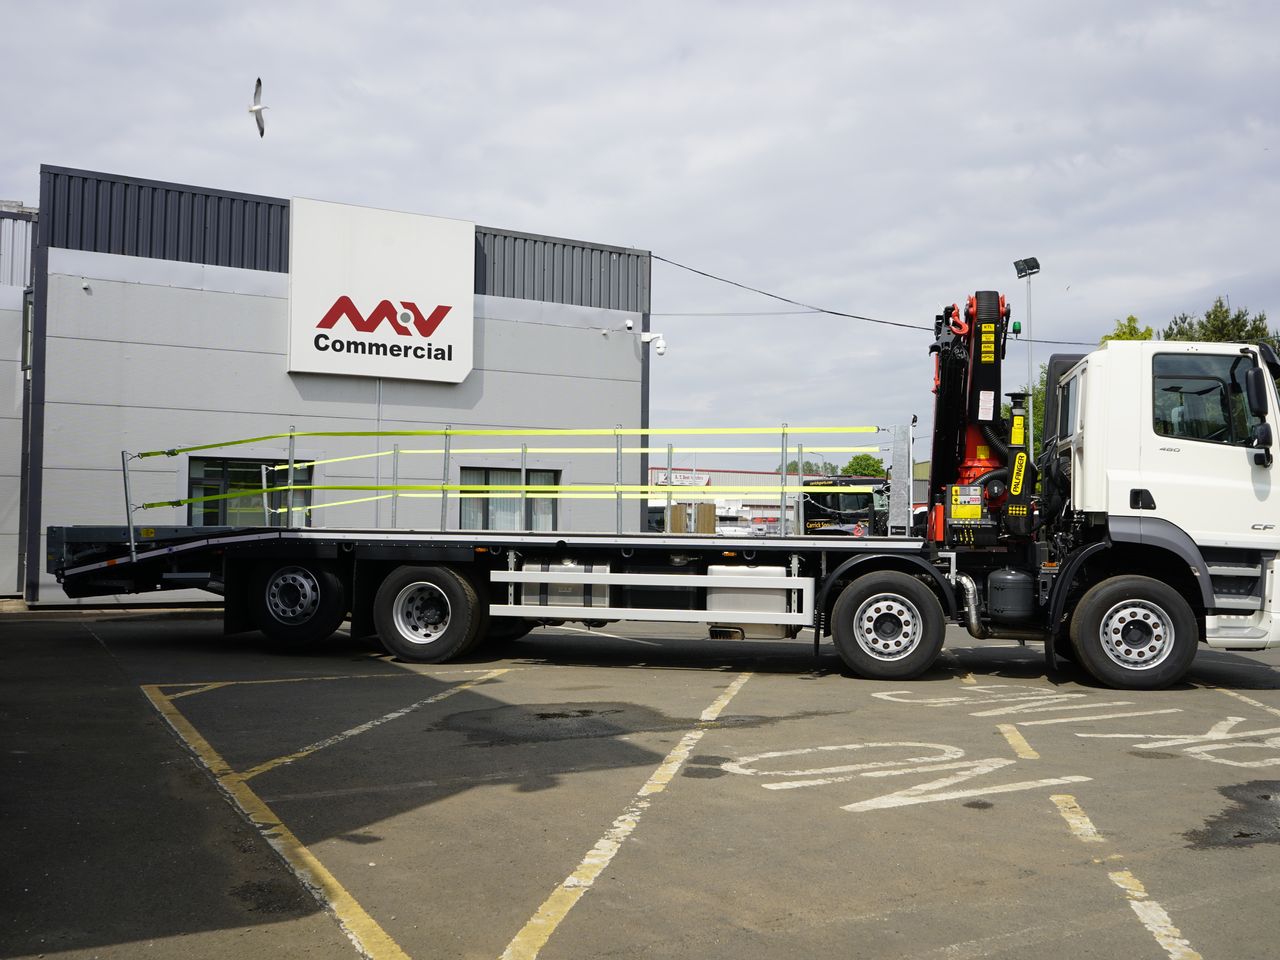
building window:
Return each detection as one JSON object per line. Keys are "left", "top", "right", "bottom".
{"left": 459, "top": 467, "right": 560, "bottom": 531}
{"left": 1152, "top": 354, "right": 1260, "bottom": 446}
{"left": 188, "top": 458, "right": 312, "bottom": 527}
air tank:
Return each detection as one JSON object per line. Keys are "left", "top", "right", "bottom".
{"left": 987, "top": 567, "right": 1035, "bottom": 623}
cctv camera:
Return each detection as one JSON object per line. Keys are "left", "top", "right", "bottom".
{"left": 625, "top": 318, "right": 634, "bottom": 331}
{"left": 654, "top": 338, "right": 666, "bottom": 356}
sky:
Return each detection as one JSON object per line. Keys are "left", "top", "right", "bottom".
{"left": 3, "top": 0, "right": 1277, "bottom": 471}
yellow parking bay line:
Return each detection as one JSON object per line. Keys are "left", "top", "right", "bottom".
{"left": 997, "top": 723, "right": 1040, "bottom": 760}
{"left": 141, "top": 670, "right": 507, "bottom": 960}
{"left": 500, "top": 672, "right": 754, "bottom": 960}
{"left": 1049, "top": 794, "right": 1104, "bottom": 843}
{"left": 1050, "top": 794, "right": 1202, "bottom": 960}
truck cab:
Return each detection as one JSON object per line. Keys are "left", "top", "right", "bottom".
{"left": 1047, "top": 339, "right": 1280, "bottom": 651}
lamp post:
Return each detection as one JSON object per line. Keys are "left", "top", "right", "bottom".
{"left": 1013, "top": 257, "right": 1041, "bottom": 457}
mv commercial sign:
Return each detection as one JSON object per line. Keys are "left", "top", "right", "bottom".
{"left": 288, "top": 198, "right": 475, "bottom": 383}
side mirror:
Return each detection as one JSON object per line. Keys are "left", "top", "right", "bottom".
{"left": 1246, "top": 366, "right": 1269, "bottom": 418}
{"left": 1254, "top": 421, "right": 1273, "bottom": 467}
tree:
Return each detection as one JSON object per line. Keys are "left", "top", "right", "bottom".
{"left": 779, "top": 458, "right": 840, "bottom": 476}
{"left": 1101, "top": 315, "right": 1153, "bottom": 343}
{"left": 1163, "top": 297, "right": 1277, "bottom": 348}
{"left": 841, "top": 453, "right": 886, "bottom": 478}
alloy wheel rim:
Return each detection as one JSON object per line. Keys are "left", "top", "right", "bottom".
{"left": 853, "top": 593, "right": 922, "bottom": 661}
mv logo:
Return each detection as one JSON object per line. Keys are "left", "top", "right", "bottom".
{"left": 317, "top": 295, "right": 452, "bottom": 337}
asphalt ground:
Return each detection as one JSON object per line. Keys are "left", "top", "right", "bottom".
{"left": 4, "top": 613, "right": 1280, "bottom": 960}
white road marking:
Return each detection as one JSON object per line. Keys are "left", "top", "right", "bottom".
{"left": 499, "top": 672, "right": 753, "bottom": 960}
{"left": 1015, "top": 708, "right": 1182, "bottom": 726}
{"left": 1105, "top": 717, "right": 1280, "bottom": 750}
{"left": 1048, "top": 792, "right": 1203, "bottom": 960}
{"left": 555, "top": 625, "right": 661, "bottom": 646}
{"left": 971, "top": 697, "right": 1128, "bottom": 717}
{"left": 1214, "top": 687, "right": 1280, "bottom": 719}
{"left": 723, "top": 741, "right": 965, "bottom": 783}
{"left": 842, "top": 757, "right": 1089, "bottom": 812}
{"left": 1109, "top": 870, "right": 1203, "bottom": 960}
{"left": 873, "top": 684, "right": 1055, "bottom": 706}
{"left": 240, "top": 669, "right": 509, "bottom": 781}
{"left": 1183, "top": 737, "right": 1280, "bottom": 767}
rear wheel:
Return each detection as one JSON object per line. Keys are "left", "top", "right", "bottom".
{"left": 374, "top": 566, "right": 479, "bottom": 663}
{"left": 1070, "top": 575, "right": 1197, "bottom": 689}
{"left": 487, "top": 617, "right": 535, "bottom": 642}
{"left": 831, "top": 571, "right": 946, "bottom": 679}
{"left": 254, "top": 563, "right": 347, "bottom": 648}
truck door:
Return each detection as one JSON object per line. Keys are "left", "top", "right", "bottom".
{"left": 1139, "top": 349, "right": 1280, "bottom": 550}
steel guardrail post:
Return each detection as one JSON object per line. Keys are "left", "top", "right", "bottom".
{"left": 260, "top": 464, "right": 271, "bottom": 525}
{"left": 779, "top": 424, "right": 788, "bottom": 537}
{"left": 439, "top": 425, "right": 452, "bottom": 531}
{"left": 796, "top": 442, "right": 804, "bottom": 537}
{"left": 391, "top": 444, "right": 400, "bottom": 528}
{"left": 121, "top": 451, "right": 137, "bottom": 564}
{"left": 615, "top": 425, "right": 623, "bottom": 534}
{"left": 666, "top": 442, "right": 674, "bottom": 531}
{"left": 521, "top": 442, "right": 528, "bottom": 532}
{"left": 286, "top": 425, "right": 296, "bottom": 528}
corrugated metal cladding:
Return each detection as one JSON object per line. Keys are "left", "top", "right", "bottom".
{"left": 38, "top": 165, "right": 651, "bottom": 312}
{"left": 475, "top": 228, "right": 650, "bottom": 313}
{"left": 0, "top": 212, "right": 35, "bottom": 287}
{"left": 40, "top": 166, "right": 289, "bottom": 272}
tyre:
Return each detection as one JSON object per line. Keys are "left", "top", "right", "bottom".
{"left": 486, "top": 617, "right": 535, "bottom": 642}
{"left": 373, "top": 566, "right": 479, "bottom": 663}
{"left": 831, "top": 571, "right": 946, "bottom": 679}
{"left": 1069, "top": 575, "right": 1198, "bottom": 689}
{"left": 255, "top": 563, "right": 347, "bottom": 648}
{"left": 1052, "top": 631, "right": 1077, "bottom": 664}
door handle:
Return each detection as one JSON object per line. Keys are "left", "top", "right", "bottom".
{"left": 1129, "top": 489, "right": 1157, "bottom": 510}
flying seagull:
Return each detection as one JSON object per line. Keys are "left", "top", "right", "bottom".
{"left": 249, "top": 78, "right": 268, "bottom": 137}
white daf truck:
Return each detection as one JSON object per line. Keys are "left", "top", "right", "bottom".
{"left": 47, "top": 290, "right": 1280, "bottom": 690}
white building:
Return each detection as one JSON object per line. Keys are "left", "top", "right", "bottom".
{"left": 1, "top": 166, "right": 654, "bottom": 601}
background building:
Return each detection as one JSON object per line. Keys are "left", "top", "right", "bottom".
{"left": 2, "top": 165, "right": 653, "bottom": 602}
{"left": 646, "top": 466, "right": 829, "bottom": 534}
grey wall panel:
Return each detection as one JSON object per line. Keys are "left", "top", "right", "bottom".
{"left": 41, "top": 341, "right": 384, "bottom": 422}
{"left": 1, "top": 303, "right": 21, "bottom": 594}
{"left": 48, "top": 248, "right": 288, "bottom": 298}
{"left": 0, "top": 536, "right": 16, "bottom": 593}
{"left": 45, "top": 272, "right": 288, "bottom": 355}
{"left": 375, "top": 368, "right": 641, "bottom": 430}
{"left": 475, "top": 294, "right": 640, "bottom": 331}
{"left": 41, "top": 403, "right": 374, "bottom": 472}
{"left": 40, "top": 167, "right": 650, "bottom": 312}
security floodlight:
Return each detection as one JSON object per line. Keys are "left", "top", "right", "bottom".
{"left": 1013, "top": 257, "right": 1041, "bottom": 279}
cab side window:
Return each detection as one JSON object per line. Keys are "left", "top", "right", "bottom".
{"left": 1152, "top": 354, "right": 1259, "bottom": 445}
{"left": 1057, "top": 374, "right": 1080, "bottom": 441}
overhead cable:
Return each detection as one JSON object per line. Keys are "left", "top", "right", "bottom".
{"left": 652, "top": 254, "right": 1099, "bottom": 347}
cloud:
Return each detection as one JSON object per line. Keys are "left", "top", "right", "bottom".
{"left": 3, "top": 1, "right": 1277, "bottom": 468}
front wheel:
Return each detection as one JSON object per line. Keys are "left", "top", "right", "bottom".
{"left": 374, "top": 566, "right": 480, "bottom": 663}
{"left": 1069, "top": 576, "right": 1198, "bottom": 689}
{"left": 830, "top": 571, "right": 946, "bottom": 679}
